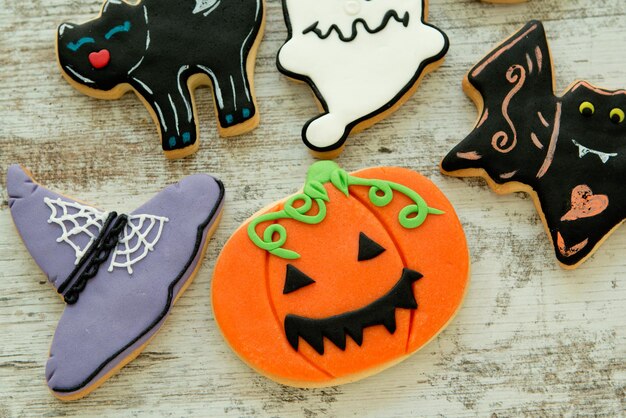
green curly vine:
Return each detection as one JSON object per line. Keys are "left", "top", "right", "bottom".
{"left": 247, "top": 161, "right": 444, "bottom": 259}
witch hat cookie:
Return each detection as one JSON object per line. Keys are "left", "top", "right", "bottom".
{"left": 212, "top": 161, "right": 469, "bottom": 387}
{"left": 7, "top": 165, "right": 224, "bottom": 400}
{"left": 440, "top": 21, "right": 626, "bottom": 269}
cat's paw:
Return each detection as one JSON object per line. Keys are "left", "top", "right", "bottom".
{"left": 221, "top": 107, "right": 255, "bottom": 127}
{"left": 163, "top": 131, "right": 195, "bottom": 150}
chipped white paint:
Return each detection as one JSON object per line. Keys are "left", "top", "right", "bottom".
{"left": 0, "top": 0, "right": 624, "bottom": 416}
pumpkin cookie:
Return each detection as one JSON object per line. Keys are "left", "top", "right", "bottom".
{"left": 440, "top": 21, "right": 626, "bottom": 269}
{"left": 212, "top": 161, "right": 469, "bottom": 387}
{"left": 7, "top": 165, "right": 224, "bottom": 400}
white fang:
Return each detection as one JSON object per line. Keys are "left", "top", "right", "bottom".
{"left": 572, "top": 139, "right": 617, "bottom": 164}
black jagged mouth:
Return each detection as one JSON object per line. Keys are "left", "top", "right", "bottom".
{"left": 284, "top": 268, "right": 422, "bottom": 355}
{"left": 302, "top": 10, "right": 410, "bottom": 43}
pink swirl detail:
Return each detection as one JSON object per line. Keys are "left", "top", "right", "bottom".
{"left": 491, "top": 65, "right": 526, "bottom": 153}
{"left": 535, "top": 46, "right": 543, "bottom": 73}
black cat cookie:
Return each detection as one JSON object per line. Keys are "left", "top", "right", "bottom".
{"left": 57, "top": 0, "right": 265, "bottom": 159}
{"left": 440, "top": 21, "right": 625, "bottom": 269}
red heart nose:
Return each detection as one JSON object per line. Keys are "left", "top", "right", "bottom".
{"left": 88, "top": 49, "right": 110, "bottom": 69}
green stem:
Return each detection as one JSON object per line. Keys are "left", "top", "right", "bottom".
{"left": 247, "top": 163, "right": 444, "bottom": 259}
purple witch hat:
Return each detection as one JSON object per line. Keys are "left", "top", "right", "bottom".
{"left": 7, "top": 165, "right": 224, "bottom": 400}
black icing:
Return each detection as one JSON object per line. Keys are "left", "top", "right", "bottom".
{"left": 63, "top": 214, "right": 128, "bottom": 305}
{"left": 357, "top": 232, "right": 386, "bottom": 261}
{"left": 57, "top": 0, "right": 263, "bottom": 152}
{"left": 441, "top": 21, "right": 626, "bottom": 267}
{"left": 302, "top": 10, "right": 409, "bottom": 43}
{"left": 284, "top": 268, "right": 422, "bottom": 355}
{"left": 57, "top": 212, "right": 118, "bottom": 295}
{"left": 581, "top": 106, "right": 594, "bottom": 118}
{"left": 283, "top": 264, "right": 316, "bottom": 294}
{"left": 277, "top": 0, "right": 449, "bottom": 153}
{"left": 611, "top": 113, "right": 622, "bottom": 124}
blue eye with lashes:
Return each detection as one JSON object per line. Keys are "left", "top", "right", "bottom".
{"left": 105, "top": 21, "right": 131, "bottom": 40}
{"left": 66, "top": 37, "right": 95, "bottom": 52}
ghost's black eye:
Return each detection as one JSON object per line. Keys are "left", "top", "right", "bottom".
{"left": 610, "top": 108, "right": 625, "bottom": 124}
{"left": 579, "top": 101, "right": 595, "bottom": 117}
{"left": 358, "top": 232, "right": 386, "bottom": 261}
{"left": 283, "top": 264, "right": 315, "bottom": 294}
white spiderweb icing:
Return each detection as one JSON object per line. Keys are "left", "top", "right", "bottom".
{"left": 44, "top": 197, "right": 109, "bottom": 265}
{"left": 44, "top": 197, "right": 169, "bottom": 274}
{"left": 108, "top": 214, "right": 169, "bottom": 274}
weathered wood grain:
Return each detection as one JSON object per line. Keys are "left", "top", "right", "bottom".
{"left": 0, "top": 0, "right": 624, "bottom": 416}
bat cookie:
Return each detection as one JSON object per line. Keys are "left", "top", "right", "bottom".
{"left": 212, "top": 161, "right": 469, "bottom": 387}
{"left": 277, "top": 0, "right": 449, "bottom": 158}
{"left": 7, "top": 165, "right": 224, "bottom": 400}
{"left": 440, "top": 21, "right": 626, "bottom": 269}
{"left": 57, "top": 0, "right": 265, "bottom": 159}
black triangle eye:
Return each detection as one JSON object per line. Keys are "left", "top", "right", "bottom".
{"left": 358, "top": 232, "right": 386, "bottom": 261}
{"left": 283, "top": 264, "right": 316, "bottom": 294}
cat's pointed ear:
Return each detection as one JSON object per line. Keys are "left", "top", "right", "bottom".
{"left": 102, "top": 0, "right": 127, "bottom": 13}
{"left": 57, "top": 23, "right": 76, "bottom": 37}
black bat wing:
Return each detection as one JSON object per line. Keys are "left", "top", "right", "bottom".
{"left": 442, "top": 21, "right": 559, "bottom": 186}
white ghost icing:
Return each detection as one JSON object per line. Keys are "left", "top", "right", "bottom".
{"left": 278, "top": 0, "right": 447, "bottom": 150}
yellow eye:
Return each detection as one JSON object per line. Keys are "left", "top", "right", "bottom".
{"left": 579, "top": 101, "right": 595, "bottom": 117}
{"left": 610, "top": 108, "right": 625, "bottom": 124}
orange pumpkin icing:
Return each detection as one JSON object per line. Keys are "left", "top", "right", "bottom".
{"left": 212, "top": 162, "right": 469, "bottom": 386}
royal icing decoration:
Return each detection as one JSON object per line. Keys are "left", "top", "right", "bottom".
{"left": 212, "top": 161, "right": 469, "bottom": 387}
{"left": 248, "top": 161, "right": 444, "bottom": 259}
{"left": 44, "top": 197, "right": 109, "bottom": 265}
{"left": 277, "top": 0, "right": 449, "bottom": 155}
{"left": 45, "top": 197, "right": 169, "bottom": 276}
{"left": 7, "top": 164, "right": 224, "bottom": 399}
{"left": 57, "top": 0, "right": 264, "bottom": 158}
{"left": 108, "top": 214, "right": 169, "bottom": 274}
{"left": 440, "top": 21, "right": 626, "bottom": 268}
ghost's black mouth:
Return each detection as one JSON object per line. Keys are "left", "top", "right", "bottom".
{"left": 284, "top": 268, "right": 422, "bottom": 355}
{"left": 302, "top": 10, "right": 410, "bottom": 43}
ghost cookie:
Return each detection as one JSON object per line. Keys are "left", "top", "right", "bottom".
{"left": 277, "top": 0, "right": 449, "bottom": 158}
{"left": 57, "top": 0, "right": 265, "bottom": 159}
{"left": 7, "top": 165, "right": 224, "bottom": 400}
{"left": 212, "top": 161, "right": 469, "bottom": 387}
{"left": 440, "top": 21, "right": 626, "bottom": 269}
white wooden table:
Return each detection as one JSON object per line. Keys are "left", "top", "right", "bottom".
{"left": 1, "top": 0, "right": 624, "bottom": 416}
